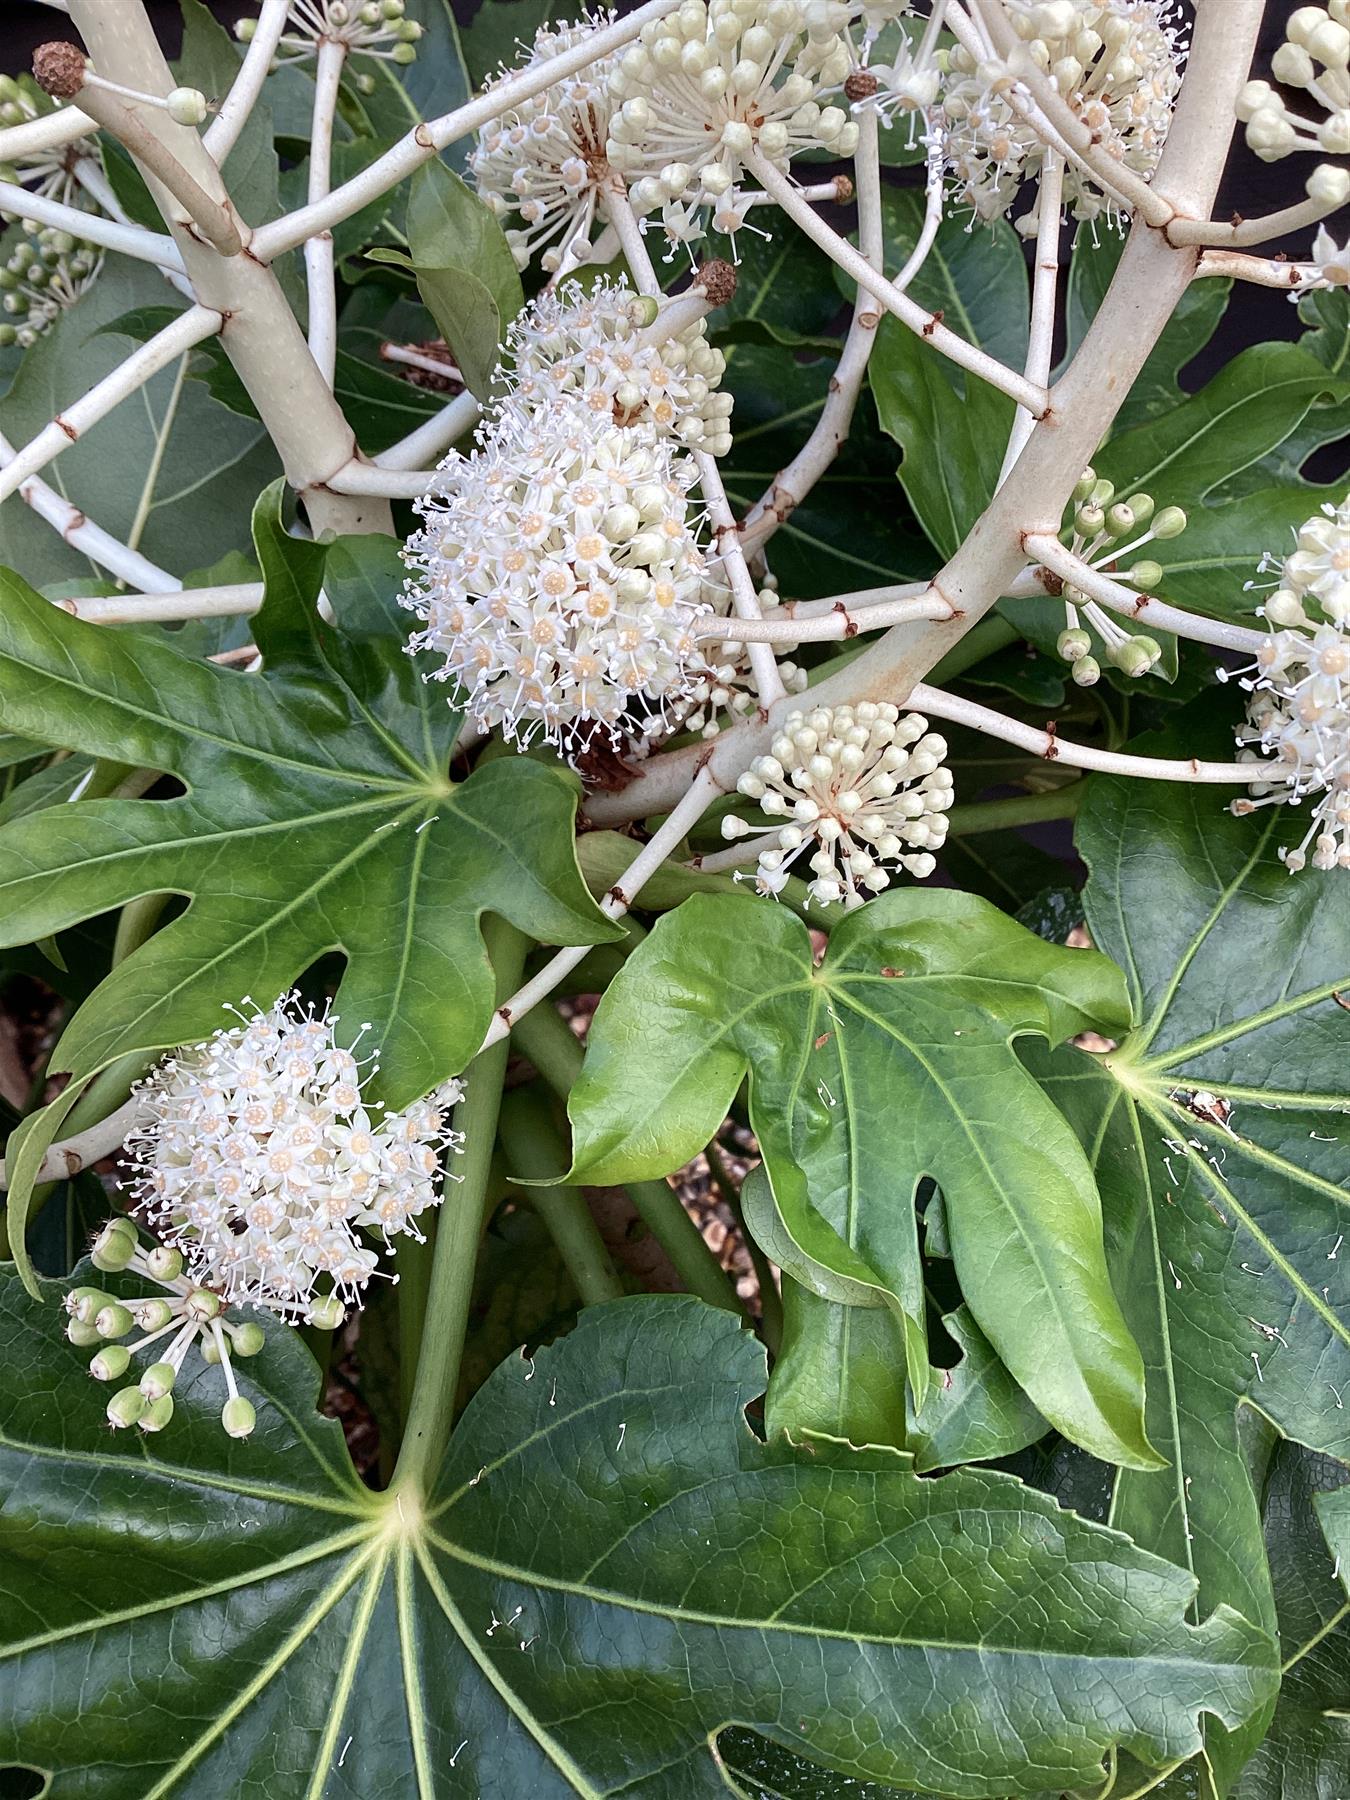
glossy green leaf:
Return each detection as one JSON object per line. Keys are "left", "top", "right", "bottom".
{"left": 567, "top": 888, "right": 1157, "bottom": 1468}
{"left": 0, "top": 488, "right": 616, "bottom": 1115}
{"left": 1094, "top": 343, "right": 1350, "bottom": 512}
{"left": 1027, "top": 705, "right": 1350, "bottom": 1790}
{"left": 399, "top": 160, "right": 524, "bottom": 398}
{"left": 1142, "top": 485, "right": 1343, "bottom": 622}
{"left": 0, "top": 1280, "right": 1277, "bottom": 1797}
{"left": 868, "top": 191, "right": 1028, "bottom": 560}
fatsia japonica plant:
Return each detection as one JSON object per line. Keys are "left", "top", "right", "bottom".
{"left": 0, "top": 0, "right": 1348, "bottom": 1791}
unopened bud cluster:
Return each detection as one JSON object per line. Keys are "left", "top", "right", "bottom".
{"left": 470, "top": 16, "right": 620, "bottom": 274}
{"left": 240, "top": 0, "right": 422, "bottom": 90}
{"left": 69, "top": 1217, "right": 271, "bottom": 1440}
{"left": 1052, "top": 467, "right": 1185, "bottom": 685}
{"left": 0, "top": 73, "right": 106, "bottom": 345}
{"left": 1228, "top": 496, "right": 1350, "bottom": 873}
{"left": 495, "top": 278, "right": 733, "bottom": 455}
{"left": 942, "top": 0, "right": 1184, "bottom": 229}
{"left": 607, "top": 0, "right": 859, "bottom": 254}
{"left": 1239, "top": 5, "right": 1350, "bottom": 179}
{"left": 724, "top": 701, "right": 952, "bottom": 907}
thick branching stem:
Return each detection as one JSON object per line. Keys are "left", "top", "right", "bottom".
{"left": 0, "top": 102, "right": 95, "bottom": 163}
{"left": 0, "top": 1095, "right": 141, "bottom": 1191}
{"left": 746, "top": 147, "right": 1049, "bottom": 415}
{"left": 374, "top": 393, "right": 478, "bottom": 471}
{"left": 304, "top": 38, "right": 346, "bottom": 386}
{"left": 1168, "top": 194, "right": 1350, "bottom": 250}
{"left": 64, "top": 0, "right": 390, "bottom": 538}
{"left": 701, "top": 592, "right": 953, "bottom": 644}
{"left": 0, "top": 304, "right": 222, "bottom": 506}
{"left": 0, "top": 179, "right": 182, "bottom": 268}
{"left": 738, "top": 106, "right": 895, "bottom": 554}
{"left": 1195, "top": 250, "right": 1321, "bottom": 289}
{"left": 1026, "top": 534, "right": 1269, "bottom": 655}
{"left": 53, "top": 582, "right": 263, "bottom": 624}
{"left": 998, "top": 149, "right": 1063, "bottom": 484}
{"left": 909, "top": 683, "right": 1257, "bottom": 784}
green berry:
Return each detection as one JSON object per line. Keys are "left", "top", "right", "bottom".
{"left": 1126, "top": 559, "right": 1163, "bottom": 590}
{"left": 94, "top": 1302, "right": 134, "bottom": 1340}
{"left": 91, "top": 1218, "right": 138, "bottom": 1272}
{"left": 1104, "top": 503, "right": 1135, "bottom": 538}
{"left": 1071, "top": 655, "right": 1100, "bottom": 687}
{"left": 221, "top": 1396, "right": 257, "bottom": 1439}
{"left": 139, "top": 1360, "right": 177, "bottom": 1401}
{"left": 1124, "top": 491, "right": 1155, "bottom": 525}
{"left": 230, "top": 1321, "right": 266, "bottom": 1357}
{"left": 1072, "top": 467, "right": 1096, "bottom": 502}
{"left": 390, "top": 41, "right": 417, "bottom": 63}
{"left": 1056, "top": 627, "right": 1092, "bottom": 662}
{"left": 1152, "top": 506, "right": 1187, "bottom": 539}
{"left": 146, "top": 1245, "right": 183, "bottom": 1282}
{"left": 134, "top": 1298, "right": 174, "bottom": 1331}
{"left": 107, "top": 1387, "right": 147, "bottom": 1429}
{"left": 186, "top": 1287, "right": 222, "bottom": 1323}
{"left": 139, "top": 1394, "right": 175, "bottom": 1433}
{"left": 67, "top": 1319, "right": 102, "bottom": 1348}
{"left": 306, "top": 1294, "right": 346, "bottom": 1331}
{"left": 90, "top": 1344, "right": 131, "bottom": 1382}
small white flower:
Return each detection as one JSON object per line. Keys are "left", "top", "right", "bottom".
{"left": 404, "top": 400, "right": 726, "bottom": 752}
{"left": 723, "top": 701, "right": 953, "bottom": 907}
{"left": 1049, "top": 466, "right": 1185, "bottom": 686}
{"left": 1295, "top": 221, "right": 1350, "bottom": 293}
{"left": 606, "top": 0, "right": 860, "bottom": 254}
{"left": 469, "top": 13, "right": 621, "bottom": 273}
{"left": 122, "top": 991, "right": 463, "bottom": 1318}
{"left": 493, "top": 276, "right": 735, "bottom": 455}
{"left": 942, "top": 0, "right": 1185, "bottom": 229}
{"left": 237, "top": 0, "right": 422, "bottom": 77}
{"left": 1228, "top": 495, "right": 1350, "bottom": 873}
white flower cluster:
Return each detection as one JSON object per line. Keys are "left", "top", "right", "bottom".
{"left": 470, "top": 16, "right": 620, "bottom": 274}
{"left": 237, "top": 0, "right": 423, "bottom": 78}
{"left": 723, "top": 701, "right": 952, "bottom": 907}
{"left": 942, "top": 0, "right": 1184, "bottom": 229}
{"left": 1051, "top": 468, "right": 1185, "bottom": 685}
{"left": 1229, "top": 498, "right": 1350, "bottom": 873}
{"left": 123, "top": 992, "right": 463, "bottom": 1315}
{"left": 495, "top": 277, "right": 734, "bottom": 455}
{"left": 1239, "top": 5, "right": 1350, "bottom": 162}
{"left": 606, "top": 0, "right": 859, "bottom": 255}
{"left": 405, "top": 397, "right": 720, "bottom": 750}
{"left": 68, "top": 1219, "right": 275, "bottom": 1439}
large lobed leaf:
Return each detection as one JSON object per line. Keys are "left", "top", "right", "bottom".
{"left": 1027, "top": 703, "right": 1350, "bottom": 1792}
{"left": 0, "top": 1283, "right": 1276, "bottom": 1797}
{"left": 0, "top": 487, "right": 616, "bottom": 1111}
{"left": 566, "top": 888, "right": 1158, "bottom": 1470}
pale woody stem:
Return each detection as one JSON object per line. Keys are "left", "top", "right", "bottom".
{"left": 997, "top": 149, "right": 1063, "bottom": 486}
{"left": 1169, "top": 194, "right": 1350, "bottom": 249}
{"left": 0, "top": 304, "right": 223, "bottom": 507}
{"left": 54, "top": 583, "right": 263, "bottom": 624}
{"left": 0, "top": 105, "right": 95, "bottom": 163}
{"left": 0, "top": 179, "right": 182, "bottom": 268}
{"left": 1195, "top": 250, "right": 1322, "bottom": 289}
{"left": 373, "top": 392, "right": 479, "bottom": 472}
{"left": 476, "top": 768, "right": 725, "bottom": 1056}
{"left": 204, "top": 0, "right": 293, "bottom": 164}
{"left": 908, "top": 684, "right": 1258, "bottom": 783}
{"left": 1, "top": 430, "right": 180, "bottom": 593}
{"left": 0, "top": 1095, "right": 142, "bottom": 1191}
{"left": 701, "top": 592, "right": 953, "bottom": 644}
{"left": 305, "top": 38, "right": 347, "bottom": 387}
{"left": 745, "top": 147, "right": 1050, "bottom": 415}
{"left": 1025, "top": 534, "right": 1270, "bottom": 655}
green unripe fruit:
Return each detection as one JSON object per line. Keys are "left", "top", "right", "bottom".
{"left": 1056, "top": 627, "right": 1092, "bottom": 662}
{"left": 0, "top": 324, "right": 15, "bottom": 347}
{"left": 234, "top": 19, "right": 257, "bottom": 43}
{"left": 230, "top": 1321, "right": 266, "bottom": 1357}
{"left": 1126, "top": 559, "right": 1163, "bottom": 590}
{"left": 1072, "top": 467, "right": 1097, "bottom": 502}
{"left": 139, "top": 1360, "right": 177, "bottom": 1401}
{"left": 390, "top": 41, "right": 417, "bottom": 63}
{"left": 1088, "top": 478, "right": 1115, "bottom": 508}
{"left": 221, "top": 1396, "right": 257, "bottom": 1439}
{"left": 94, "top": 1303, "right": 134, "bottom": 1340}
{"left": 67, "top": 1319, "right": 102, "bottom": 1347}
{"left": 107, "top": 1387, "right": 147, "bottom": 1429}
{"left": 90, "top": 1344, "right": 131, "bottom": 1382}
{"left": 1071, "top": 655, "right": 1101, "bottom": 687}
{"left": 1124, "top": 491, "right": 1155, "bottom": 525}
{"left": 186, "top": 1287, "right": 222, "bottom": 1323}
{"left": 1135, "top": 635, "right": 1162, "bottom": 665}
{"left": 397, "top": 19, "right": 423, "bottom": 39}
{"left": 92, "top": 1218, "right": 137, "bottom": 1271}
{"left": 69, "top": 1286, "right": 110, "bottom": 1324}
{"left": 139, "top": 1394, "right": 175, "bottom": 1433}
{"left": 134, "top": 1298, "right": 174, "bottom": 1331}
{"left": 200, "top": 1334, "right": 223, "bottom": 1365}
{"left": 1104, "top": 502, "right": 1135, "bottom": 538}
{"left": 306, "top": 1293, "right": 346, "bottom": 1331}
{"left": 1074, "top": 502, "right": 1105, "bottom": 536}
{"left": 146, "top": 1245, "right": 183, "bottom": 1282}
{"left": 1110, "top": 637, "right": 1156, "bottom": 679}
{"left": 1152, "top": 506, "right": 1187, "bottom": 539}
{"left": 166, "top": 87, "right": 208, "bottom": 127}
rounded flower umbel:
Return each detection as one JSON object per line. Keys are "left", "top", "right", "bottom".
{"left": 606, "top": 0, "right": 859, "bottom": 257}
{"left": 1050, "top": 468, "right": 1184, "bottom": 685}
{"left": 404, "top": 401, "right": 724, "bottom": 753}
{"left": 123, "top": 992, "right": 463, "bottom": 1312}
{"left": 470, "top": 15, "right": 621, "bottom": 273}
{"left": 0, "top": 225, "right": 101, "bottom": 348}
{"left": 942, "top": 0, "right": 1185, "bottom": 229}
{"left": 494, "top": 277, "right": 734, "bottom": 455}
{"left": 724, "top": 702, "right": 953, "bottom": 907}
{"left": 1228, "top": 496, "right": 1350, "bottom": 873}
{"left": 68, "top": 1219, "right": 275, "bottom": 1439}
{"left": 1239, "top": 5, "right": 1350, "bottom": 162}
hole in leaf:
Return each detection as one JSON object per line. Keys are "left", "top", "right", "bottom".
{"left": 0, "top": 1767, "right": 48, "bottom": 1800}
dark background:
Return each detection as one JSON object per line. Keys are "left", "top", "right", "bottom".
{"left": 0, "top": 2, "right": 1327, "bottom": 386}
